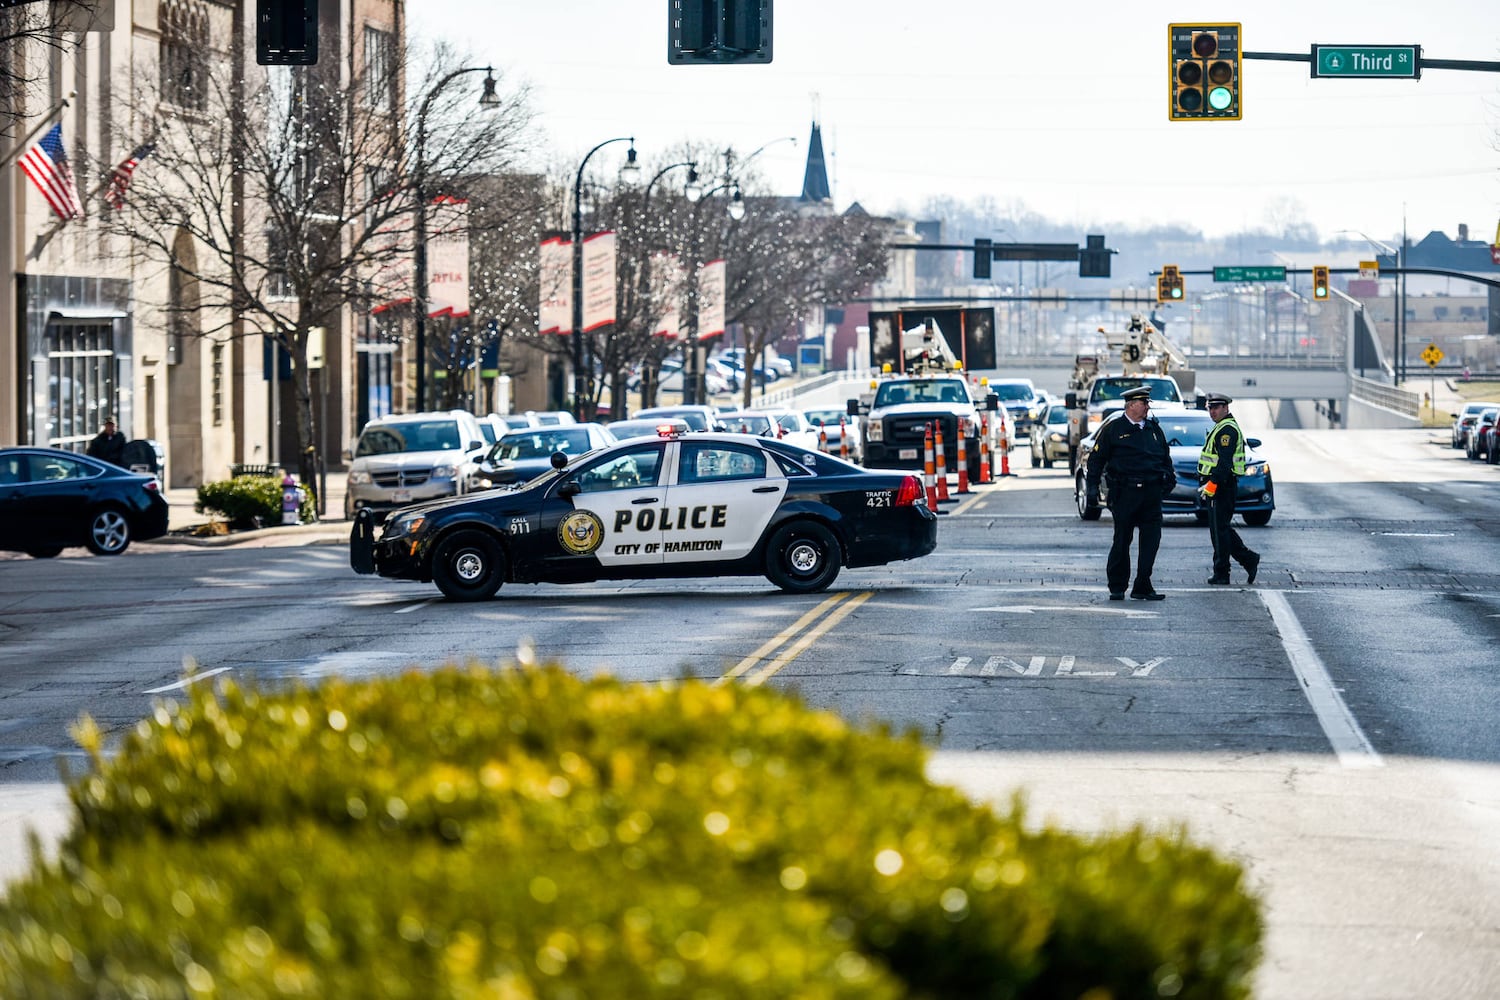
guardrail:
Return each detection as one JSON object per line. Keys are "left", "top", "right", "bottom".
{"left": 1350, "top": 375, "right": 1419, "bottom": 418}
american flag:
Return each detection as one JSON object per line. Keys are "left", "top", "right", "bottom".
{"left": 19, "top": 123, "right": 85, "bottom": 221}
{"left": 105, "top": 142, "right": 156, "bottom": 210}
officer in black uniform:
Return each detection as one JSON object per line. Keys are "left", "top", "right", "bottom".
{"left": 1198, "top": 392, "right": 1260, "bottom": 585}
{"left": 1084, "top": 386, "right": 1176, "bottom": 600}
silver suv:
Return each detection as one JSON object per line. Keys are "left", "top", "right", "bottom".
{"left": 344, "top": 410, "right": 488, "bottom": 519}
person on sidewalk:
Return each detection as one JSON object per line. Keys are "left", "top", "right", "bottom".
{"left": 1198, "top": 393, "right": 1260, "bottom": 586}
{"left": 86, "top": 417, "right": 127, "bottom": 467}
{"left": 1084, "top": 386, "right": 1176, "bottom": 601}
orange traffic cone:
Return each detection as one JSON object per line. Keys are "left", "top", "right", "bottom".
{"left": 923, "top": 422, "right": 938, "bottom": 508}
{"left": 998, "top": 413, "right": 1012, "bottom": 477}
{"left": 956, "top": 419, "right": 971, "bottom": 494}
{"left": 934, "top": 423, "right": 950, "bottom": 501}
{"left": 978, "top": 414, "right": 992, "bottom": 484}
{"left": 838, "top": 416, "right": 849, "bottom": 460}
{"left": 817, "top": 422, "right": 828, "bottom": 453}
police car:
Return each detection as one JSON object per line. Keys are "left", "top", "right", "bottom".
{"left": 349, "top": 427, "right": 938, "bottom": 601}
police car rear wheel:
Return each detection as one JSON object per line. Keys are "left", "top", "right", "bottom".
{"left": 765, "top": 521, "right": 841, "bottom": 594}
{"left": 432, "top": 530, "right": 505, "bottom": 601}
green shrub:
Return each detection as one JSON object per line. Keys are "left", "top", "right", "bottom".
{"left": 196, "top": 474, "right": 315, "bottom": 528}
{"left": 0, "top": 665, "right": 1263, "bottom": 998}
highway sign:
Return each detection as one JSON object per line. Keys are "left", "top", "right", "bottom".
{"left": 1213, "top": 265, "right": 1285, "bottom": 282}
{"left": 1421, "top": 343, "right": 1444, "bottom": 368}
{"left": 1311, "top": 45, "right": 1420, "bottom": 79}
{"left": 1359, "top": 260, "right": 1379, "bottom": 279}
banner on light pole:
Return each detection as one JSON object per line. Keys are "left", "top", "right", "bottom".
{"left": 652, "top": 252, "right": 684, "bottom": 339}
{"left": 697, "top": 258, "right": 726, "bottom": 342}
{"left": 425, "top": 196, "right": 470, "bottom": 318}
{"left": 368, "top": 193, "right": 415, "bottom": 313}
{"left": 582, "top": 231, "right": 617, "bottom": 332}
{"left": 538, "top": 236, "right": 571, "bottom": 334}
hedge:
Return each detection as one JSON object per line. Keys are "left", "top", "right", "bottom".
{"left": 0, "top": 664, "right": 1263, "bottom": 998}
{"left": 196, "top": 474, "right": 315, "bottom": 529}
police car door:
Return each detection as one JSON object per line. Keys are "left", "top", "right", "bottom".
{"left": 545, "top": 441, "right": 668, "bottom": 572}
{"left": 662, "top": 439, "right": 786, "bottom": 563}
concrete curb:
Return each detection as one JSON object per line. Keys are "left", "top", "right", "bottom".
{"left": 140, "top": 523, "right": 351, "bottom": 548}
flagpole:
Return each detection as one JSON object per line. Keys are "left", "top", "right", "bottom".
{"left": 0, "top": 91, "right": 76, "bottom": 172}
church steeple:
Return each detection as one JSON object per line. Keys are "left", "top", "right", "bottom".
{"left": 800, "top": 120, "right": 830, "bottom": 203}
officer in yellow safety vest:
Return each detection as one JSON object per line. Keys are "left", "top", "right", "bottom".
{"left": 1198, "top": 393, "right": 1260, "bottom": 585}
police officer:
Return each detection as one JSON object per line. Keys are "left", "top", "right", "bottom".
{"left": 1198, "top": 393, "right": 1261, "bottom": 585}
{"left": 1084, "top": 386, "right": 1176, "bottom": 601}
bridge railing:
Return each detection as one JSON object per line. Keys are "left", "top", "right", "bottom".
{"left": 1350, "top": 374, "right": 1419, "bottom": 418}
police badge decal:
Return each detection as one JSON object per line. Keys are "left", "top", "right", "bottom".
{"left": 558, "top": 510, "right": 604, "bottom": 555}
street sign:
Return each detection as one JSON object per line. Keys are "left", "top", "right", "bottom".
{"left": 1421, "top": 343, "right": 1444, "bottom": 368}
{"left": 1311, "top": 44, "right": 1420, "bottom": 79}
{"left": 1213, "top": 265, "right": 1285, "bottom": 282}
{"left": 1359, "top": 260, "right": 1379, "bottom": 279}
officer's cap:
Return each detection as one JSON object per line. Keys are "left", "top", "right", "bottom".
{"left": 1121, "top": 386, "right": 1152, "bottom": 402}
{"left": 1204, "top": 392, "right": 1233, "bottom": 407}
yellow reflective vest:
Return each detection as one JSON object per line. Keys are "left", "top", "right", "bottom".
{"left": 1197, "top": 415, "right": 1246, "bottom": 478}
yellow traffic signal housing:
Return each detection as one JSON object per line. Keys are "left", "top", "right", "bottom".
{"left": 1312, "top": 265, "right": 1330, "bottom": 299}
{"left": 1169, "top": 23, "right": 1241, "bottom": 121}
{"left": 1156, "top": 264, "right": 1184, "bottom": 303}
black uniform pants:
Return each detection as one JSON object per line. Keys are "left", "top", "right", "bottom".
{"left": 1207, "top": 483, "right": 1253, "bottom": 578}
{"left": 1106, "top": 478, "right": 1163, "bottom": 594}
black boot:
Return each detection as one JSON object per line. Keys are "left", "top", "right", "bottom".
{"left": 1242, "top": 552, "right": 1260, "bottom": 585}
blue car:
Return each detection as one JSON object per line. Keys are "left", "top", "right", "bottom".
{"left": 1074, "top": 410, "right": 1275, "bottom": 526}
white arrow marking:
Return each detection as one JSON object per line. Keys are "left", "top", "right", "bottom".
{"left": 144, "top": 666, "right": 232, "bottom": 694}
{"left": 972, "top": 605, "right": 1161, "bottom": 618}
{"left": 1118, "top": 656, "right": 1168, "bottom": 677}
{"left": 948, "top": 657, "right": 971, "bottom": 675}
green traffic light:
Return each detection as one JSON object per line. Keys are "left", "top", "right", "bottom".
{"left": 1207, "top": 86, "right": 1233, "bottom": 111}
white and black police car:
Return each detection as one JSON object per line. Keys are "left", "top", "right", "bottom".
{"left": 349, "top": 426, "right": 938, "bottom": 601}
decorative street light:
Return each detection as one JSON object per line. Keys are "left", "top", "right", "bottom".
{"left": 413, "top": 66, "right": 500, "bottom": 411}
{"left": 626, "top": 161, "right": 700, "bottom": 410}
{"left": 571, "top": 137, "right": 639, "bottom": 419}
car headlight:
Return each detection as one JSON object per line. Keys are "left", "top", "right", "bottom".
{"left": 1048, "top": 432, "right": 1064, "bottom": 442}
{"left": 348, "top": 470, "right": 372, "bottom": 486}
{"left": 432, "top": 463, "right": 459, "bottom": 479}
{"left": 867, "top": 420, "right": 883, "bottom": 442}
{"left": 384, "top": 513, "right": 426, "bottom": 539}
{"left": 1245, "top": 463, "right": 1268, "bottom": 477}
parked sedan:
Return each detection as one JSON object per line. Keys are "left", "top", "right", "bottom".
{"left": 1465, "top": 407, "right": 1499, "bottom": 461}
{"left": 1029, "top": 402, "right": 1071, "bottom": 468}
{"left": 351, "top": 430, "right": 937, "bottom": 601}
{"left": 1450, "top": 401, "right": 1499, "bottom": 449}
{"left": 1073, "top": 411, "right": 1275, "bottom": 526}
{"left": 0, "top": 447, "right": 170, "bottom": 557}
{"left": 475, "top": 423, "right": 617, "bottom": 489}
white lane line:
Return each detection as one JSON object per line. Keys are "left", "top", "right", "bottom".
{"left": 144, "top": 666, "right": 232, "bottom": 694}
{"left": 1258, "top": 590, "right": 1382, "bottom": 769}
{"left": 395, "top": 599, "right": 439, "bottom": 614}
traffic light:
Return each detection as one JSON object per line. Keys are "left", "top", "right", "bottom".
{"left": 973, "top": 238, "right": 992, "bottom": 280}
{"left": 668, "top": 0, "right": 773, "bottom": 64}
{"left": 1078, "top": 233, "right": 1111, "bottom": 278}
{"left": 257, "top": 0, "right": 318, "bottom": 65}
{"left": 1312, "top": 265, "right": 1330, "bottom": 299}
{"left": 1156, "top": 265, "right": 1184, "bottom": 303}
{"left": 1169, "top": 23, "right": 1241, "bottom": 121}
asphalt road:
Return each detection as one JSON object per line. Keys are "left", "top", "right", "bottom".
{"left": 2, "top": 423, "right": 1498, "bottom": 998}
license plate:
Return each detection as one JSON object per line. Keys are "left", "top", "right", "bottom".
{"left": 392, "top": 490, "right": 412, "bottom": 503}
{"left": 898, "top": 448, "right": 918, "bottom": 461}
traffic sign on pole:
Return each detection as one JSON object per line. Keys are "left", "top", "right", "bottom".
{"left": 1311, "top": 44, "right": 1420, "bottom": 78}
{"left": 1212, "top": 265, "right": 1285, "bottom": 282}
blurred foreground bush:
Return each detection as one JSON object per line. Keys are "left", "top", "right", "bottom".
{"left": 195, "top": 474, "right": 314, "bottom": 529}
{"left": 0, "top": 665, "right": 1262, "bottom": 998}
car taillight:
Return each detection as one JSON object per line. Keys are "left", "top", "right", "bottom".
{"left": 143, "top": 480, "right": 160, "bottom": 493}
{"left": 895, "top": 475, "right": 923, "bottom": 507}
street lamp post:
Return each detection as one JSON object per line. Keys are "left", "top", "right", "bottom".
{"left": 413, "top": 66, "right": 499, "bottom": 412}
{"left": 571, "top": 137, "right": 639, "bottom": 420}
{"left": 1338, "top": 229, "right": 1403, "bottom": 381}
{"left": 631, "top": 161, "right": 700, "bottom": 409}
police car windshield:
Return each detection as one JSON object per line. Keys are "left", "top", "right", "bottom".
{"left": 875, "top": 381, "right": 968, "bottom": 406}
{"left": 495, "top": 429, "right": 591, "bottom": 460}
{"left": 355, "top": 420, "right": 462, "bottom": 456}
{"left": 1154, "top": 413, "right": 1214, "bottom": 448}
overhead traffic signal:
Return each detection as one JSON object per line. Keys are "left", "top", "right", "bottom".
{"left": 973, "top": 238, "right": 992, "bottom": 280}
{"left": 1156, "top": 264, "right": 1184, "bottom": 303}
{"left": 668, "top": 0, "right": 773, "bottom": 64}
{"left": 256, "top": 0, "right": 318, "bottom": 65}
{"left": 1169, "top": 23, "right": 1241, "bottom": 121}
{"left": 1312, "top": 265, "right": 1330, "bottom": 299}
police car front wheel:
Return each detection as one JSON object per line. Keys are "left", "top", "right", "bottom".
{"left": 764, "top": 521, "right": 842, "bottom": 594}
{"left": 431, "top": 530, "right": 506, "bottom": 601}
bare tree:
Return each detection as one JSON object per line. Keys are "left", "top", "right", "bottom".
{"left": 0, "top": 1, "right": 101, "bottom": 139}
{"left": 104, "top": 45, "right": 534, "bottom": 489}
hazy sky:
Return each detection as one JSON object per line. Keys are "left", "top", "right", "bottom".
{"left": 409, "top": 1, "right": 1500, "bottom": 244}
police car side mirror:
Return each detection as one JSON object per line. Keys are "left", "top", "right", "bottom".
{"left": 550, "top": 452, "right": 568, "bottom": 471}
{"left": 1246, "top": 437, "right": 1262, "bottom": 449}
{"left": 558, "top": 480, "right": 581, "bottom": 498}
{"left": 985, "top": 394, "right": 999, "bottom": 412}
{"left": 846, "top": 399, "right": 860, "bottom": 416}
{"left": 1064, "top": 392, "right": 1078, "bottom": 408}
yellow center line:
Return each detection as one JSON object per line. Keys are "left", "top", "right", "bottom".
{"left": 714, "top": 592, "right": 849, "bottom": 686}
{"left": 744, "top": 590, "right": 874, "bottom": 687}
